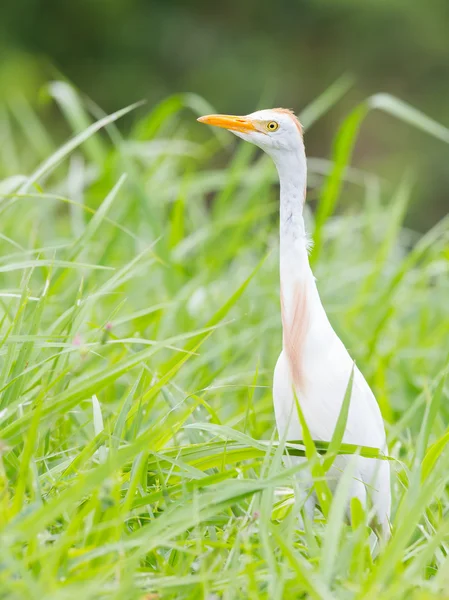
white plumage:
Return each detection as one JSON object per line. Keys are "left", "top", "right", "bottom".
{"left": 198, "top": 108, "right": 391, "bottom": 536}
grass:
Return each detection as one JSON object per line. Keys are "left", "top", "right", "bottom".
{"left": 0, "top": 78, "right": 448, "bottom": 599}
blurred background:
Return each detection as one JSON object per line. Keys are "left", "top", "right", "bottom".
{"left": 1, "top": 0, "right": 448, "bottom": 230}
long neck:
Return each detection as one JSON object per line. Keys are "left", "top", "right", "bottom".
{"left": 273, "top": 143, "right": 328, "bottom": 389}
{"left": 273, "top": 145, "right": 310, "bottom": 291}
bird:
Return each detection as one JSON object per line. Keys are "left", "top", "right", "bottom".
{"left": 197, "top": 108, "right": 391, "bottom": 537}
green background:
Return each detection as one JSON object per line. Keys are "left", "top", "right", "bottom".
{"left": 1, "top": 3, "right": 449, "bottom": 597}
{"left": 1, "top": 0, "right": 449, "bottom": 229}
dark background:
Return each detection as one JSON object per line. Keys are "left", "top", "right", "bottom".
{"left": 1, "top": 0, "right": 448, "bottom": 229}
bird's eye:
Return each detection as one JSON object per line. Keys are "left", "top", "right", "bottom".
{"left": 266, "top": 121, "right": 279, "bottom": 132}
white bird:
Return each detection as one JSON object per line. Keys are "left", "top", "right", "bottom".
{"left": 198, "top": 109, "right": 391, "bottom": 536}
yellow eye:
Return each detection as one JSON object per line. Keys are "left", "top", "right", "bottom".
{"left": 266, "top": 121, "right": 279, "bottom": 132}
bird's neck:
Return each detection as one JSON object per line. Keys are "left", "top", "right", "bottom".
{"left": 274, "top": 145, "right": 320, "bottom": 388}
{"left": 273, "top": 146, "right": 309, "bottom": 287}
{"left": 274, "top": 143, "right": 332, "bottom": 390}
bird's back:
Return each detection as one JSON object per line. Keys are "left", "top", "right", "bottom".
{"left": 273, "top": 272, "right": 391, "bottom": 533}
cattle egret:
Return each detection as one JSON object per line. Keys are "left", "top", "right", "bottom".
{"left": 198, "top": 109, "right": 391, "bottom": 536}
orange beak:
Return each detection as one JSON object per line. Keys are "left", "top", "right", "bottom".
{"left": 197, "top": 114, "right": 256, "bottom": 133}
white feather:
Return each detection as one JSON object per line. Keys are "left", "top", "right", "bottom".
{"left": 199, "top": 107, "right": 392, "bottom": 536}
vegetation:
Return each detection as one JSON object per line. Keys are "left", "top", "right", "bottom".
{"left": 0, "top": 80, "right": 448, "bottom": 599}
{"left": 3, "top": 1, "right": 449, "bottom": 233}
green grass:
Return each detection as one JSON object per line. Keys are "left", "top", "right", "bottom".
{"left": 0, "top": 80, "right": 448, "bottom": 599}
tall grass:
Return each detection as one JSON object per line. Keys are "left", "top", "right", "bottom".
{"left": 0, "top": 80, "right": 448, "bottom": 599}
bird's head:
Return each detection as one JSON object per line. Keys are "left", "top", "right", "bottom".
{"left": 198, "top": 108, "right": 303, "bottom": 159}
